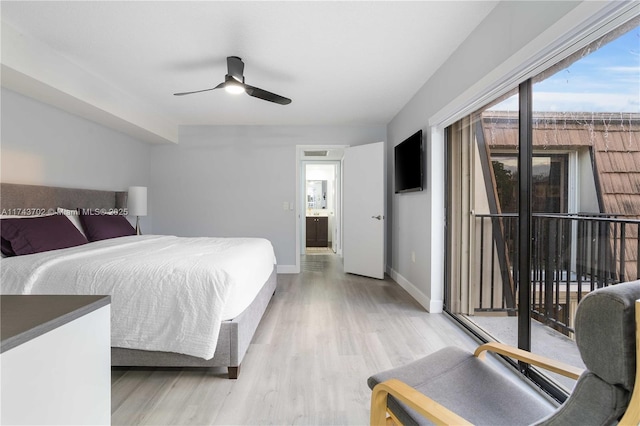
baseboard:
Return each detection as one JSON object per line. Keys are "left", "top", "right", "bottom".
{"left": 277, "top": 264, "right": 298, "bottom": 274}
{"left": 388, "top": 267, "right": 443, "bottom": 313}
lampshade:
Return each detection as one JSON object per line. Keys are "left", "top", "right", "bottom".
{"left": 127, "top": 186, "right": 147, "bottom": 217}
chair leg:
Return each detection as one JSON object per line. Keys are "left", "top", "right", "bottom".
{"left": 371, "top": 384, "right": 390, "bottom": 426}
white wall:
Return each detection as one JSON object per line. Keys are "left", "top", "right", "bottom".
{"left": 578, "top": 148, "right": 600, "bottom": 213}
{"left": 1, "top": 88, "right": 152, "bottom": 229}
{"left": 386, "top": 1, "right": 585, "bottom": 312}
{"left": 150, "top": 125, "right": 385, "bottom": 270}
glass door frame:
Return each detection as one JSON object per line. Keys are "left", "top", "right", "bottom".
{"left": 443, "top": 79, "right": 570, "bottom": 402}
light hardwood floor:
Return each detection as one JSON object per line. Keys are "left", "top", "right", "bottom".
{"left": 111, "top": 254, "right": 479, "bottom": 425}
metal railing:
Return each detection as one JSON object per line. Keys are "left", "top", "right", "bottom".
{"left": 474, "top": 213, "right": 640, "bottom": 336}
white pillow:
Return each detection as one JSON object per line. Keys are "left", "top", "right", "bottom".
{"left": 57, "top": 208, "right": 87, "bottom": 237}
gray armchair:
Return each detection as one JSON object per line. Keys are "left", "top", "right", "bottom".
{"left": 368, "top": 281, "right": 640, "bottom": 425}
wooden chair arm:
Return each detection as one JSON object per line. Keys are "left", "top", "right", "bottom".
{"left": 618, "top": 299, "right": 640, "bottom": 425}
{"left": 371, "top": 379, "right": 473, "bottom": 426}
{"left": 474, "top": 342, "right": 584, "bottom": 380}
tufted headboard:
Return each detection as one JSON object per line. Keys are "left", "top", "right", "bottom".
{"left": 0, "top": 183, "right": 127, "bottom": 215}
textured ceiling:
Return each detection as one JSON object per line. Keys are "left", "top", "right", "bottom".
{"left": 1, "top": 1, "right": 497, "bottom": 139}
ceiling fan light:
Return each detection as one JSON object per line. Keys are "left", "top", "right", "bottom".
{"left": 224, "top": 78, "right": 245, "bottom": 95}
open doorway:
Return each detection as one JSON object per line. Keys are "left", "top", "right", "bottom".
{"left": 304, "top": 163, "right": 340, "bottom": 254}
{"left": 296, "top": 146, "right": 345, "bottom": 265}
{"left": 295, "top": 143, "right": 385, "bottom": 277}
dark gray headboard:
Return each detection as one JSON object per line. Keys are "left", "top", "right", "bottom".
{"left": 0, "top": 183, "right": 127, "bottom": 214}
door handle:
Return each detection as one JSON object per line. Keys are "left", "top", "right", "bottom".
{"left": 371, "top": 215, "right": 383, "bottom": 220}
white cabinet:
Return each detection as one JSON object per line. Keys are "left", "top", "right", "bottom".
{"left": 1, "top": 295, "right": 111, "bottom": 425}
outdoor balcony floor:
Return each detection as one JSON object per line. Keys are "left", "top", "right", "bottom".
{"left": 466, "top": 315, "right": 584, "bottom": 391}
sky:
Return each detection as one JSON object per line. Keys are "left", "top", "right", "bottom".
{"left": 492, "top": 24, "right": 640, "bottom": 113}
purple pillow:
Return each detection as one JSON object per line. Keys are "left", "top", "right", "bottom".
{"left": 1, "top": 237, "right": 16, "bottom": 257}
{"left": 79, "top": 213, "right": 136, "bottom": 242}
{"left": 1, "top": 215, "right": 88, "bottom": 256}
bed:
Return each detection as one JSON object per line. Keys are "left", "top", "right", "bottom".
{"left": 0, "top": 183, "right": 277, "bottom": 379}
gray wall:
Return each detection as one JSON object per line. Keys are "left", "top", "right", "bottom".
{"left": 1, "top": 88, "right": 152, "bottom": 229}
{"left": 149, "top": 125, "right": 386, "bottom": 269}
{"left": 386, "top": 1, "right": 582, "bottom": 311}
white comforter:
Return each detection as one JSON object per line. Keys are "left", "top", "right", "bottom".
{"left": 0, "top": 235, "right": 276, "bottom": 359}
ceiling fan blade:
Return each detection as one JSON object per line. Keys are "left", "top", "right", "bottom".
{"left": 227, "top": 56, "right": 245, "bottom": 81}
{"left": 173, "top": 82, "right": 224, "bottom": 96}
{"left": 245, "top": 84, "right": 292, "bottom": 105}
{"left": 174, "top": 58, "right": 290, "bottom": 104}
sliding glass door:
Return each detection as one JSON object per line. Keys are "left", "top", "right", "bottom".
{"left": 444, "top": 17, "right": 640, "bottom": 398}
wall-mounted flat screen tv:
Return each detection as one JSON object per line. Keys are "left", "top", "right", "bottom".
{"left": 394, "top": 130, "right": 423, "bottom": 193}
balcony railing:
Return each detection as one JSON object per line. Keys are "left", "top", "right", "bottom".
{"left": 474, "top": 213, "right": 640, "bottom": 337}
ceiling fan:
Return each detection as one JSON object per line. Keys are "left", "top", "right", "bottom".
{"left": 174, "top": 56, "right": 292, "bottom": 105}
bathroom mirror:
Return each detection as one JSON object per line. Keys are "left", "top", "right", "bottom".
{"left": 306, "top": 180, "right": 327, "bottom": 209}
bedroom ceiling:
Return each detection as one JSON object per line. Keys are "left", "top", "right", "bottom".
{"left": 0, "top": 1, "right": 498, "bottom": 143}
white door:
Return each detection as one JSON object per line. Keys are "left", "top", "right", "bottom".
{"left": 343, "top": 142, "right": 385, "bottom": 279}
